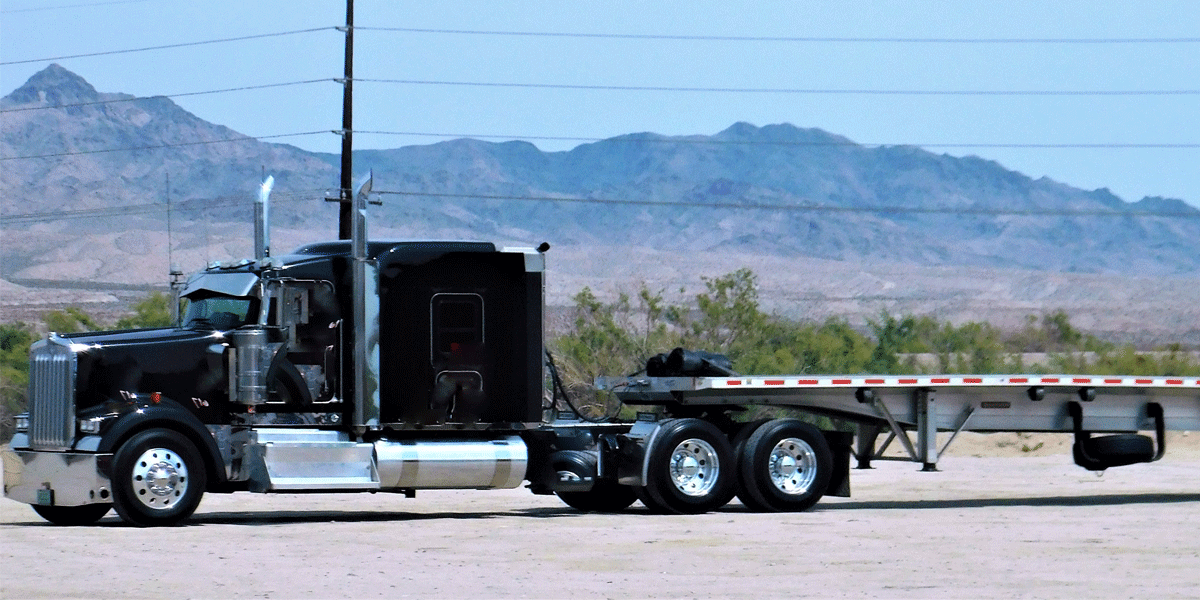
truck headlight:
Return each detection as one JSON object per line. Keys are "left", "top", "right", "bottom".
{"left": 78, "top": 417, "right": 105, "bottom": 434}
{"left": 14, "top": 414, "right": 29, "bottom": 432}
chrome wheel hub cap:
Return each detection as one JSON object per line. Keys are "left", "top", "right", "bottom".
{"left": 769, "top": 437, "right": 817, "bottom": 495}
{"left": 669, "top": 438, "right": 719, "bottom": 497}
{"left": 131, "top": 448, "right": 188, "bottom": 510}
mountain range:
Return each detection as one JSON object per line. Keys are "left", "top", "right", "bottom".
{"left": 2, "top": 65, "right": 1198, "bottom": 343}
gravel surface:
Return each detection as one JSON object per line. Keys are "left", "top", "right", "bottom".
{"left": 3, "top": 438, "right": 1198, "bottom": 599}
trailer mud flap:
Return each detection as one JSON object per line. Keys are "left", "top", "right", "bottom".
{"left": 823, "top": 431, "right": 852, "bottom": 498}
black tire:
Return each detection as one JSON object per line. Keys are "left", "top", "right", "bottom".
{"left": 111, "top": 429, "right": 207, "bottom": 527}
{"left": 558, "top": 481, "right": 639, "bottom": 513}
{"left": 738, "top": 419, "right": 832, "bottom": 513}
{"left": 634, "top": 485, "right": 671, "bottom": 513}
{"left": 1074, "top": 433, "right": 1154, "bottom": 470}
{"left": 730, "top": 419, "right": 771, "bottom": 511}
{"left": 32, "top": 503, "right": 112, "bottom": 526}
{"left": 552, "top": 450, "right": 638, "bottom": 513}
{"left": 641, "top": 418, "right": 736, "bottom": 514}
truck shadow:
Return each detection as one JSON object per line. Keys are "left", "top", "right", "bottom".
{"left": 8, "top": 493, "right": 1198, "bottom": 527}
{"left": 189, "top": 506, "right": 583, "bottom": 526}
{"left": 813, "top": 492, "right": 1200, "bottom": 511}
{"left": 2, "top": 506, "right": 584, "bottom": 528}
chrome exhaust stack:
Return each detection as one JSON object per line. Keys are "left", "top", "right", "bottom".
{"left": 350, "top": 171, "right": 381, "bottom": 427}
{"left": 254, "top": 175, "right": 274, "bottom": 264}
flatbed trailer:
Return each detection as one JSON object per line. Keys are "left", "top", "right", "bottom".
{"left": 598, "top": 373, "right": 1200, "bottom": 472}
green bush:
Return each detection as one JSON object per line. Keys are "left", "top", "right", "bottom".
{"left": 547, "top": 270, "right": 1199, "bottom": 422}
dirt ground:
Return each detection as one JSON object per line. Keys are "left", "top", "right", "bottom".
{"left": 2, "top": 433, "right": 1198, "bottom": 600}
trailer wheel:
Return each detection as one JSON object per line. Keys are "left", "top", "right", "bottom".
{"left": 641, "top": 418, "right": 735, "bottom": 514}
{"left": 112, "top": 429, "right": 207, "bottom": 527}
{"left": 738, "top": 419, "right": 832, "bottom": 512}
{"left": 32, "top": 503, "right": 112, "bottom": 526}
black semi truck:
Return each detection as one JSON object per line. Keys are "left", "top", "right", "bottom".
{"left": 6, "top": 177, "right": 1196, "bottom": 526}
{"left": 3, "top": 177, "right": 853, "bottom": 526}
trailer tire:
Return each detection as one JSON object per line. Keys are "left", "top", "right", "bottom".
{"left": 32, "top": 503, "right": 112, "bottom": 526}
{"left": 730, "top": 419, "right": 771, "bottom": 511}
{"left": 112, "top": 429, "right": 207, "bottom": 527}
{"left": 641, "top": 418, "right": 735, "bottom": 514}
{"left": 738, "top": 419, "right": 832, "bottom": 512}
{"left": 1074, "top": 433, "right": 1154, "bottom": 470}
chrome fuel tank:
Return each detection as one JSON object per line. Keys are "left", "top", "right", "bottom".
{"left": 375, "top": 436, "right": 527, "bottom": 490}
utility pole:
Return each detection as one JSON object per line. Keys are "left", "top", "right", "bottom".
{"left": 337, "top": 0, "right": 354, "bottom": 239}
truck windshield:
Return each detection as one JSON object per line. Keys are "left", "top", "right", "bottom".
{"left": 183, "top": 296, "right": 256, "bottom": 330}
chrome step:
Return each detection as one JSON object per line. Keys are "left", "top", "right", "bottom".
{"left": 246, "top": 428, "right": 379, "bottom": 492}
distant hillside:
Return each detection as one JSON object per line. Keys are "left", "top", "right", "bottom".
{"left": 5, "top": 66, "right": 1199, "bottom": 280}
{"left": 354, "top": 126, "right": 1200, "bottom": 275}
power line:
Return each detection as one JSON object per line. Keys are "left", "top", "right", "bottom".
{"left": 0, "top": 189, "right": 328, "bottom": 225}
{"left": 7, "top": 185, "right": 1195, "bottom": 225}
{"left": 0, "top": 79, "right": 337, "bottom": 113}
{"left": 356, "top": 78, "right": 1200, "bottom": 96}
{"left": 0, "top": 131, "right": 332, "bottom": 161}
{"left": 0, "top": 27, "right": 336, "bottom": 66}
{"left": 354, "top": 130, "right": 1200, "bottom": 149}
{"left": 375, "top": 190, "right": 1200, "bottom": 219}
{"left": 356, "top": 26, "right": 1200, "bottom": 45}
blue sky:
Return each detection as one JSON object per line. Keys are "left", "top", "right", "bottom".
{"left": 2, "top": 0, "right": 1198, "bottom": 207}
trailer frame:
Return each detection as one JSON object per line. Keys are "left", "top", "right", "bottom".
{"left": 597, "top": 374, "right": 1200, "bottom": 471}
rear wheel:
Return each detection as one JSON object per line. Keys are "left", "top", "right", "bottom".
{"left": 730, "top": 419, "right": 771, "bottom": 511}
{"left": 738, "top": 419, "right": 831, "bottom": 512}
{"left": 558, "top": 481, "right": 638, "bottom": 513}
{"left": 112, "top": 429, "right": 207, "bottom": 527}
{"left": 641, "top": 419, "right": 735, "bottom": 514}
{"left": 32, "top": 503, "right": 111, "bottom": 526}
{"left": 553, "top": 450, "right": 638, "bottom": 512}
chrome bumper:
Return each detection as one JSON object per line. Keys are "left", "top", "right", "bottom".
{"left": 3, "top": 443, "right": 113, "bottom": 506}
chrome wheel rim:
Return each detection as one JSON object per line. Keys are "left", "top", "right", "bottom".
{"left": 768, "top": 437, "right": 817, "bottom": 495}
{"left": 668, "top": 438, "right": 719, "bottom": 497}
{"left": 130, "top": 447, "right": 188, "bottom": 511}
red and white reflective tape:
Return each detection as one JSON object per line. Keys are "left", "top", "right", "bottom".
{"left": 702, "top": 375, "right": 1200, "bottom": 390}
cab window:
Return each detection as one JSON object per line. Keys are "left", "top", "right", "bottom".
{"left": 183, "top": 295, "right": 256, "bottom": 330}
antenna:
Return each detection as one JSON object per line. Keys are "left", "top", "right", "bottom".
{"left": 165, "top": 171, "right": 173, "bottom": 269}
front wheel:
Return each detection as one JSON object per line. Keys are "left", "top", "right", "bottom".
{"left": 111, "top": 429, "right": 207, "bottom": 526}
{"left": 32, "top": 503, "right": 112, "bottom": 526}
{"left": 737, "top": 419, "right": 831, "bottom": 512}
{"left": 641, "top": 419, "right": 735, "bottom": 514}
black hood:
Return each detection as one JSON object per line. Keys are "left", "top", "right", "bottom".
{"left": 62, "top": 327, "right": 230, "bottom": 417}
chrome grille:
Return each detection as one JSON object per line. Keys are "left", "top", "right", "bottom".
{"left": 28, "top": 337, "right": 77, "bottom": 450}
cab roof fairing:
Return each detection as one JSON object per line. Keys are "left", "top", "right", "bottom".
{"left": 180, "top": 271, "right": 261, "bottom": 298}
